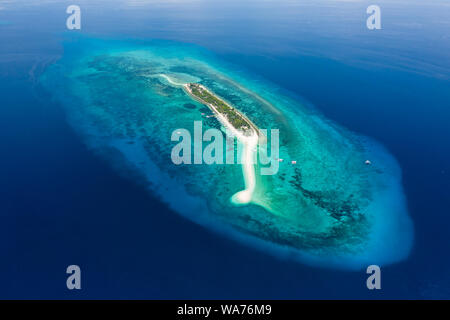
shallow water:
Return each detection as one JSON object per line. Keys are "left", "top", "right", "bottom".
{"left": 40, "top": 37, "right": 413, "bottom": 269}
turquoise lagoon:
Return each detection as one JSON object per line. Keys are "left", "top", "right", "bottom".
{"left": 40, "top": 37, "right": 413, "bottom": 269}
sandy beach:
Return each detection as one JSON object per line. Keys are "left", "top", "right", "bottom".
{"left": 183, "top": 83, "right": 259, "bottom": 205}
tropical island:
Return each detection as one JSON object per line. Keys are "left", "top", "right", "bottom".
{"left": 184, "top": 83, "right": 258, "bottom": 136}
{"left": 184, "top": 82, "right": 259, "bottom": 205}
{"left": 40, "top": 39, "right": 414, "bottom": 269}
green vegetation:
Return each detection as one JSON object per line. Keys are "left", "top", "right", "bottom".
{"left": 187, "top": 83, "right": 251, "bottom": 132}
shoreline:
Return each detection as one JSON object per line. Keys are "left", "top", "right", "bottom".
{"left": 183, "top": 82, "right": 259, "bottom": 205}
{"left": 157, "top": 73, "right": 185, "bottom": 87}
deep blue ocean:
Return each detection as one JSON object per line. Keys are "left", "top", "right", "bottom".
{"left": 0, "top": 0, "right": 449, "bottom": 299}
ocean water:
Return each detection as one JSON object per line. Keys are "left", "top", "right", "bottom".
{"left": 0, "top": 0, "right": 449, "bottom": 299}
{"left": 39, "top": 36, "right": 413, "bottom": 270}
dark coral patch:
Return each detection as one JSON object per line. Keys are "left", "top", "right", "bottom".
{"left": 183, "top": 103, "right": 196, "bottom": 109}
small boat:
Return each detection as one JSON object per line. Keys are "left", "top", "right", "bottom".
{"left": 291, "top": 160, "right": 297, "bottom": 165}
{"left": 365, "top": 160, "right": 372, "bottom": 165}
